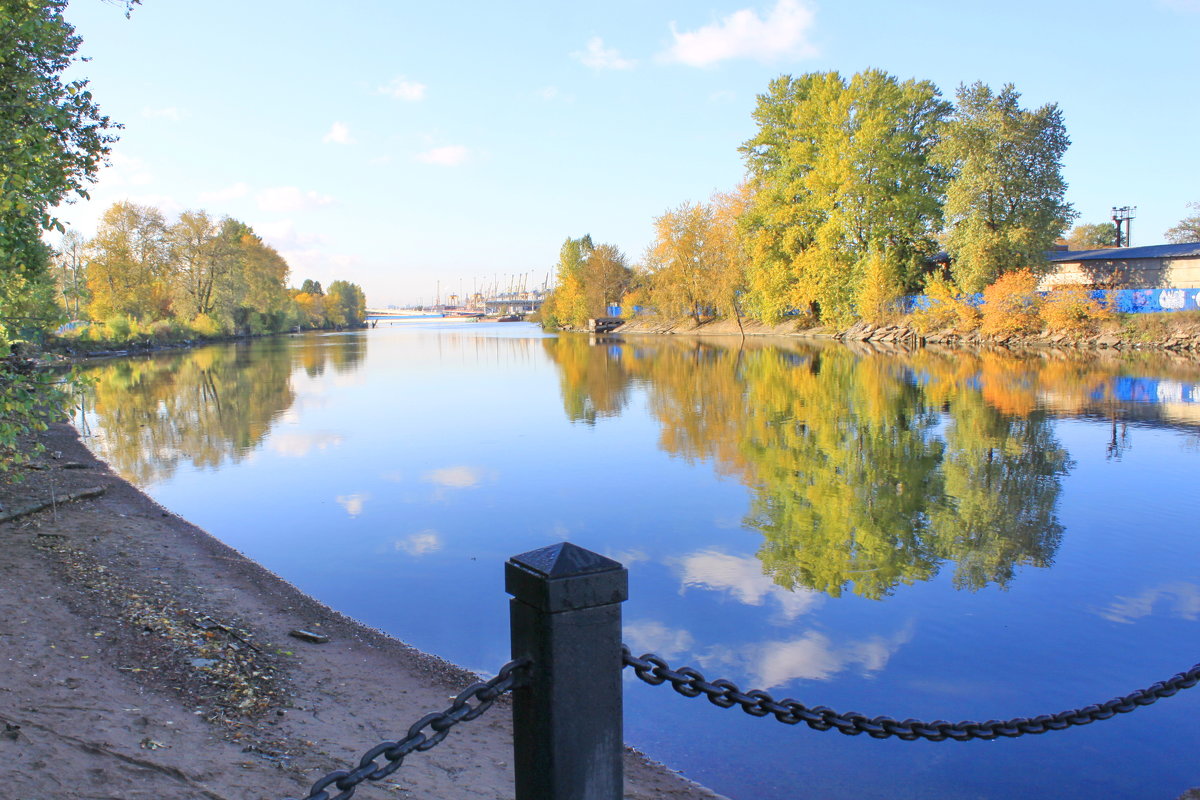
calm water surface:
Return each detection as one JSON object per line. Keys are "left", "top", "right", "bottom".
{"left": 76, "top": 321, "right": 1200, "bottom": 799}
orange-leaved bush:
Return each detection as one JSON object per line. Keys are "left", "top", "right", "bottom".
{"left": 980, "top": 269, "right": 1042, "bottom": 337}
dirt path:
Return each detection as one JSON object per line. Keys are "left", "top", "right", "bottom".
{"left": 0, "top": 423, "right": 725, "bottom": 800}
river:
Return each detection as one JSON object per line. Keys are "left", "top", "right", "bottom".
{"left": 74, "top": 320, "right": 1200, "bottom": 799}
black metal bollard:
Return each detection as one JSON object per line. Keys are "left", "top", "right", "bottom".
{"left": 506, "top": 542, "right": 628, "bottom": 800}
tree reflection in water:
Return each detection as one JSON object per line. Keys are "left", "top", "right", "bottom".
{"left": 79, "top": 334, "right": 365, "bottom": 485}
{"left": 544, "top": 337, "right": 1097, "bottom": 598}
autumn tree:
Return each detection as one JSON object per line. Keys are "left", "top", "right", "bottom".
{"left": 166, "top": 209, "right": 233, "bottom": 321}
{"left": 584, "top": 243, "right": 632, "bottom": 315}
{"left": 935, "top": 82, "right": 1075, "bottom": 293}
{"left": 645, "top": 201, "right": 718, "bottom": 323}
{"left": 86, "top": 201, "right": 170, "bottom": 320}
{"left": 1065, "top": 222, "right": 1118, "bottom": 249}
{"left": 709, "top": 184, "right": 752, "bottom": 325}
{"left": 1164, "top": 202, "right": 1200, "bottom": 244}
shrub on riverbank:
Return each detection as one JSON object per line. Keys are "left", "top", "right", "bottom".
{"left": 980, "top": 270, "right": 1042, "bottom": 336}
{"left": 909, "top": 277, "right": 980, "bottom": 334}
{"left": 1040, "top": 284, "right": 1111, "bottom": 332}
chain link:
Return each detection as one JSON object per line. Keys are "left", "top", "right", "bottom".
{"left": 622, "top": 646, "right": 1200, "bottom": 741}
{"left": 284, "top": 659, "right": 528, "bottom": 800}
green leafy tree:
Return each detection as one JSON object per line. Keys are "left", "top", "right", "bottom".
{"left": 1164, "top": 202, "right": 1200, "bottom": 244}
{"left": 326, "top": 280, "right": 367, "bottom": 327}
{"left": 540, "top": 235, "right": 593, "bottom": 329}
{"left": 739, "top": 70, "right": 950, "bottom": 324}
{"left": 0, "top": 0, "right": 119, "bottom": 344}
{"left": 211, "top": 220, "right": 291, "bottom": 333}
{"left": 0, "top": 0, "right": 124, "bottom": 470}
{"left": 1065, "top": 222, "right": 1118, "bottom": 250}
{"left": 935, "top": 82, "right": 1076, "bottom": 292}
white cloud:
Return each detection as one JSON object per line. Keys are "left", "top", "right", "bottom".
{"left": 572, "top": 36, "right": 636, "bottom": 70}
{"left": 322, "top": 121, "right": 355, "bottom": 145}
{"left": 677, "top": 550, "right": 824, "bottom": 620}
{"left": 256, "top": 186, "right": 335, "bottom": 213}
{"left": 336, "top": 493, "right": 370, "bottom": 517}
{"left": 379, "top": 76, "right": 427, "bottom": 101}
{"left": 269, "top": 431, "right": 344, "bottom": 458}
{"left": 702, "top": 626, "right": 914, "bottom": 689}
{"left": 141, "top": 106, "right": 184, "bottom": 121}
{"left": 662, "top": 0, "right": 819, "bottom": 67}
{"left": 625, "top": 620, "right": 694, "bottom": 661}
{"left": 416, "top": 145, "right": 470, "bottom": 166}
{"left": 396, "top": 530, "right": 443, "bottom": 556}
{"left": 99, "top": 151, "right": 156, "bottom": 188}
{"left": 253, "top": 219, "right": 327, "bottom": 250}
{"left": 1100, "top": 582, "right": 1200, "bottom": 624}
{"left": 197, "top": 182, "right": 250, "bottom": 205}
{"left": 423, "top": 465, "right": 485, "bottom": 488}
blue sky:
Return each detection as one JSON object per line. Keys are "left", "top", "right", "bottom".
{"left": 57, "top": 0, "right": 1200, "bottom": 307}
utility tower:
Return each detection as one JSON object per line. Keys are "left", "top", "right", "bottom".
{"left": 1111, "top": 206, "right": 1136, "bottom": 247}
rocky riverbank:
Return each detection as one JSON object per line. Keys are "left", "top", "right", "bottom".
{"left": 610, "top": 313, "right": 1200, "bottom": 352}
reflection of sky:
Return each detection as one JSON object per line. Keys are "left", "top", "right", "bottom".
{"left": 1099, "top": 582, "right": 1200, "bottom": 624}
{"left": 676, "top": 550, "right": 825, "bottom": 620}
{"left": 270, "top": 431, "right": 344, "bottom": 458}
{"left": 82, "top": 327, "right": 1200, "bottom": 800}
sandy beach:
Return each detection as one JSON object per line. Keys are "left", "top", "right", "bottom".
{"left": 0, "top": 422, "right": 724, "bottom": 800}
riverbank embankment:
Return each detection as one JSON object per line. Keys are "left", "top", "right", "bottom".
{"left": 0, "top": 423, "right": 725, "bottom": 800}
{"left": 610, "top": 314, "right": 1200, "bottom": 352}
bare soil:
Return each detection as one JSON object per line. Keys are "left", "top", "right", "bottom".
{"left": 0, "top": 423, "right": 725, "bottom": 800}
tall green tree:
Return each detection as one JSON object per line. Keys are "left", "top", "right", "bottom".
{"left": 934, "top": 82, "right": 1075, "bottom": 292}
{"left": 212, "top": 220, "right": 291, "bottom": 333}
{"left": 325, "top": 280, "right": 366, "bottom": 326}
{"left": 540, "top": 235, "right": 593, "bottom": 329}
{"left": 0, "top": 0, "right": 118, "bottom": 336}
{"left": 740, "top": 70, "right": 950, "bottom": 324}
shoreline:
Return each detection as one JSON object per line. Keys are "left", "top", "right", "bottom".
{"left": 605, "top": 314, "right": 1200, "bottom": 351}
{"left": 0, "top": 422, "right": 725, "bottom": 800}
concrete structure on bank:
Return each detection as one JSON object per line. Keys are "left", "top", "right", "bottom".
{"left": 1039, "top": 242, "right": 1200, "bottom": 289}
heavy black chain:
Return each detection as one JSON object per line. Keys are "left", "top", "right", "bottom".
{"left": 623, "top": 646, "right": 1200, "bottom": 741}
{"left": 284, "top": 659, "right": 527, "bottom": 800}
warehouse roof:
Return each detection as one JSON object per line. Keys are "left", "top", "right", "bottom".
{"left": 1049, "top": 242, "right": 1200, "bottom": 262}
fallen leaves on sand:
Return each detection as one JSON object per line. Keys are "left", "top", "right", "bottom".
{"left": 33, "top": 534, "right": 284, "bottom": 729}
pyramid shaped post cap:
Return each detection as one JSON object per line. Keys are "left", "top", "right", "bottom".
{"left": 506, "top": 542, "right": 628, "bottom": 612}
{"left": 510, "top": 542, "right": 622, "bottom": 578}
